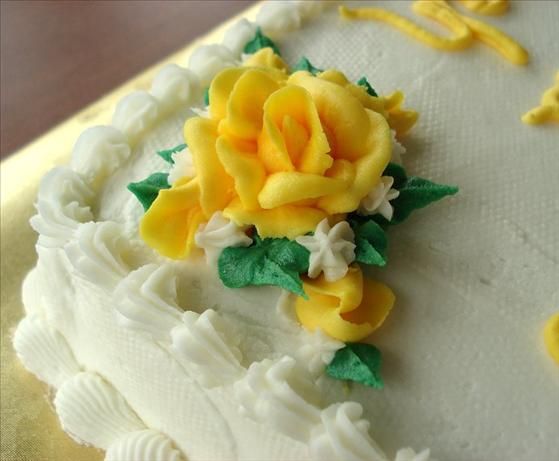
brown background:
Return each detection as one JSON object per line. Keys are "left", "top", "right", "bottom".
{"left": 0, "top": 0, "right": 255, "bottom": 159}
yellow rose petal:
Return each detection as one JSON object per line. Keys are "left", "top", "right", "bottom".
{"left": 224, "top": 198, "right": 326, "bottom": 239}
{"left": 258, "top": 171, "right": 347, "bottom": 209}
{"left": 184, "top": 117, "right": 234, "bottom": 216}
{"left": 139, "top": 178, "right": 204, "bottom": 259}
{"left": 295, "top": 266, "right": 395, "bottom": 342}
{"left": 216, "top": 136, "right": 266, "bottom": 210}
{"left": 318, "top": 110, "right": 391, "bottom": 214}
{"left": 209, "top": 67, "right": 248, "bottom": 121}
{"left": 288, "top": 71, "right": 372, "bottom": 162}
{"left": 260, "top": 84, "right": 332, "bottom": 175}
{"left": 243, "top": 47, "right": 289, "bottom": 72}
{"left": 224, "top": 68, "right": 282, "bottom": 140}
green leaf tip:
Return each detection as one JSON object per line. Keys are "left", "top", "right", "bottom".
{"left": 127, "top": 172, "right": 170, "bottom": 211}
{"left": 243, "top": 27, "right": 282, "bottom": 56}
{"left": 157, "top": 143, "right": 187, "bottom": 165}
{"left": 203, "top": 87, "right": 210, "bottom": 106}
{"left": 349, "top": 218, "right": 388, "bottom": 267}
{"left": 218, "top": 235, "right": 310, "bottom": 297}
{"left": 357, "top": 76, "right": 379, "bottom": 97}
{"left": 293, "top": 56, "right": 323, "bottom": 76}
{"left": 326, "top": 343, "right": 384, "bottom": 389}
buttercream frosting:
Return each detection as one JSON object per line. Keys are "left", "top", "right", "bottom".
{"left": 358, "top": 176, "right": 400, "bottom": 221}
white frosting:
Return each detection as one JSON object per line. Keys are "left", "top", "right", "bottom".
{"left": 187, "top": 44, "right": 238, "bottom": 87}
{"left": 16, "top": 2, "right": 559, "bottom": 461}
{"left": 54, "top": 372, "right": 144, "bottom": 449}
{"left": 391, "top": 130, "right": 407, "bottom": 164}
{"left": 296, "top": 329, "right": 344, "bottom": 378}
{"left": 30, "top": 167, "right": 94, "bottom": 248}
{"left": 294, "top": 0, "right": 329, "bottom": 19}
{"left": 167, "top": 147, "right": 196, "bottom": 185}
{"left": 310, "top": 402, "right": 389, "bottom": 461}
{"left": 235, "top": 356, "right": 321, "bottom": 443}
{"left": 70, "top": 126, "right": 131, "bottom": 186}
{"left": 359, "top": 176, "right": 400, "bottom": 221}
{"left": 194, "top": 211, "right": 252, "bottom": 266}
{"left": 222, "top": 18, "right": 259, "bottom": 56}
{"left": 112, "top": 91, "right": 159, "bottom": 142}
{"left": 170, "top": 310, "right": 244, "bottom": 387}
{"left": 114, "top": 264, "right": 182, "bottom": 340}
{"left": 256, "top": 1, "right": 302, "bottom": 37}
{"left": 105, "top": 429, "right": 184, "bottom": 461}
{"left": 296, "top": 218, "right": 356, "bottom": 282}
{"left": 64, "top": 222, "right": 130, "bottom": 289}
{"left": 394, "top": 448, "right": 435, "bottom": 461}
{"left": 13, "top": 315, "right": 81, "bottom": 389}
{"left": 151, "top": 64, "right": 201, "bottom": 112}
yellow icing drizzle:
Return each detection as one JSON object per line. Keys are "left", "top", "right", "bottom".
{"left": 522, "top": 71, "right": 559, "bottom": 125}
{"left": 339, "top": 0, "right": 528, "bottom": 66}
{"left": 458, "top": 0, "right": 509, "bottom": 16}
{"left": 543, "top": 313, "right": 559, "bottom": 365}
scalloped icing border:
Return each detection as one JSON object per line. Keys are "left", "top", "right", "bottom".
{"left": 15, "top": 2, "right": 432, "bottom": 461}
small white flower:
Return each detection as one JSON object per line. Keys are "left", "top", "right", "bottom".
{"left": 296, "top": 219, "right": 355, "bottom": 282}
{"left": 391, "top": 129, "right": 407, "bottom": 164}
{"left": 359, "top": 176, "right": 400, "bottom": 221}
{"left": 191, "top": 106, "right": 211, "bottom": 118}
{"left": 297, "top": 329, "right": 344, "bottom": 378}
{"left": 195, "top": 212, "right": 252, "bottom": 265}
{"left": 395, "top": 448, "right": 435, "bottom": 461}
{"left": 167, "top": 148, "right": 196, "bottom": 185}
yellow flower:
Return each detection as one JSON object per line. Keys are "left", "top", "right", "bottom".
{"left": 141, "top": 48, "right": 415, "bottom": 259}
{"left": 295, "top": 266, "right": 395, "bottom": 342}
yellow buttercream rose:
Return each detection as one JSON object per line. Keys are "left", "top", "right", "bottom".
{"left": 141, "top": 48, "right": 416, "bottom": 259}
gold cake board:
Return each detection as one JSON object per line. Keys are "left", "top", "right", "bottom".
{"left": 0, "top": 4, "right": 261, "bottom": 460}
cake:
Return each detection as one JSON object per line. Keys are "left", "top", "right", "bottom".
{"left": 12, "top": 1, "right": 559, "bottom": 461}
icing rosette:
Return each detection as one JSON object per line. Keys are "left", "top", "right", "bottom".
{"left": 140, "top": 47, "right": 411, "bottom": 257}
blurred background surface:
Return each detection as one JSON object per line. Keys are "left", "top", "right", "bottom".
{"left": 0, "top": 0, "right": 254, "bottom": 158}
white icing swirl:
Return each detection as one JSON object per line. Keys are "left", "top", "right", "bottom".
{"left": 188, "top": 44, "right": 239, "bottom": 87}
{"left": 296, "top": 219, "right": 355, "bottom": 282}
{"left": 105, "top": 429, "right": 185, "bottom": 461}
{"left": 170, "top": 309, "right": 243, "bottom": 387}
{"left": 112, "top": 91, "right": 159, "bottom": 142}
{"left": 235, "top": 356, "right": 321, "bottom": 442}
{"left": 310, "top": 402, "right": 389, "bottom": 461}
{"left": 297, "top": 329, "right": 344, "bottom": 378}
{"left": 30, "top": 167, "right": 94, "bottom": 248}
{"left": 151, "top": 64, "right": 201, "bottom": 112}
{"left": 294, "top": 0, "right": 329, "bottom": 19}
{"left": 222, "top": 18, "right": 259, "bottom": 56}
{"left": 391, "top": 129, "right": 407, "bottom": 164}
{"left": 70, "top": 126, "right": 130, "bottom": 186}
{"left": 114, "top": 264, "right": 182, "bottom": 340}
{"left": 395, "top": 448, "right": 435, "bottom": 461}
{"left": 194, "top": 211, "right": 252, "bottom": 266}
{"left": 54, "top": 371, "right": 144, "bottom": 449}
{"left": 167, "top": 147, "right": 196, "bottom": 185}
{"left": 13, "top": 315, "right": 81, "bottom": 389}
{"left": 21, "top": 268, "right": 44, "bottom": 316}
{"left": 256, "top": 1, "right": 302, "bottom": 37}
{"left": 359, "top": 176, "right": 400, "bottom": 221}
{"left": 64, "top": 222, "right": 130, "bottom": 289}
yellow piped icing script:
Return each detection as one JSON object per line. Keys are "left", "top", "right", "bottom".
{"left": 544, "top": 313, "right": 559, "bottom": 364}
{"left": 522, "top": 71, "right": 559, "bottom": 125}
{"left": 339, "top": 0, "right": 528, "bottom": 66}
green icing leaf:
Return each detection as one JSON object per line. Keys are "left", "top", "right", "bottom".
{"left": 293, "top": 57, "right": 323, "bottom": 76}
{"left": 383, "top": 162, "right": 407, "bottom": 189}
{"left": 218, "top": 235, "right": 310, "bottom": 297}
{"left": 243, "top": 27, "right": 281, "bottom": 56}
{"left": 127, "top": 172, "right": 170, "bottom": 211}
{"left": 203, "top": 87, "right": 210, "bottom": 106}
{"left": 349, "top": 218, "right": 387, "bottom": 267}
{"left": 157, "top": 143, "right": 187, "bottom": 165}
{"left": 326, "top": 343, "right": 384, "bottom": 389}
{"left": 357, "top": 76, "right": 378, "bottom": 97}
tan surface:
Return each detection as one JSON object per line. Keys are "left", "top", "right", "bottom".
{"left": 0, "top": 3, "right": 260, "bottom": 460}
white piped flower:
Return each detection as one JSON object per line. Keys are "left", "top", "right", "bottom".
{"left": 195, "top": 212, "right": 252, "bottom": 265}
{"left": 296, "top": 219, "right": 355, "bottom": 282}
{"left": 359, "top": 176, "right": 400, "bottom": 221}
{"left": 297, "top": 329, "right": 344, "bottom": 378}
{"left": 391, "top": 129, "right": 407, "bottom": 164}
{"left": 395, "top": 448, "right": 435, "bottom": 461}
{"left": 167, "top": 148, "right": 195, "bottom": 185}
